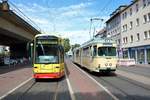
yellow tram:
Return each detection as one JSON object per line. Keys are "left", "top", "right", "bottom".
{"left": 73, "top": 38, "right": 117, "bottom": 73}
{"left": 30, "top": 34, "right": 65, "bottom": 80}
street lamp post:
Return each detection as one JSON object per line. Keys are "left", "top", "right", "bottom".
{"left": 89, "top": 17, "right": 104, "bottom": 38}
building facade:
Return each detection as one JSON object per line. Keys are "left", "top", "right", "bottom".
{"left": 121, "top": 0, "right": 150, "bottom": 64}
{"left": 106, "top": 5, "right": 127, "bottom": 58}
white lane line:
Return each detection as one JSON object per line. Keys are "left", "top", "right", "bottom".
{"left": 74, "top": 65, "right": 119, "bottom": 100}
{"left": 65, "top": 68, "right": 76, "bottom": 100}
{"left": 0, "top": 77, "right": 32, "bottom": 100}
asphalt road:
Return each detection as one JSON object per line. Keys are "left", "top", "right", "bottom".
{"left": 75, "top": 64, "right": 150, "bottom": 100}
{"left": 118, "top": 65, "right": 150, "bottom": 78}
{"left": 3, "top": 77, "right": 71, "bottom": 100}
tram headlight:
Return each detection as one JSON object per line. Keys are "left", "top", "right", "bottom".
{"left": 109, "top": 63, "right": 112, "bottom": 66}
{"left": 105, "top": 63, "right": 108, "bottom": 66}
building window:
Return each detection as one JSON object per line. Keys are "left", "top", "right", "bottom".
{"left": 148, "top": 0, "right": 150, "bottom": 5}
{"left": 123, "top": 37, "right": 128, "bottom": 43}
{"left": 136, "top": 3, "right": 139, "bottom": 12}
{"left": 137, "top": 33, "right": 140, "bottom": 41}
{"left": 136, "top": 18, "right": 139, "bottom": 26}
{"left": 143, "top": 15, "right": 147, "bottom": 23}
{"left": 123, "top": 37, "right": 125, "bottom": 43}
{"left": 123, "top": 50, "right": 128, "bottom": 58}
{"left": 126, "top": 37, "right": 128, "bottom": 43}
{"left": 122, "top": 25, "right": 125, "bottom": 32}
{"left": 130, "top": 21, "right": 133, "bottom": 29}
{"left": 144, "top": 31, "right": 148, "bottom": 39}
{"left": 118, "top": 39, "right": 121, "bottom": 44}
{"left": 148, "top": 13, "right": 150, "bottom": 22}
{"left": 130, "top": 8, "right": 132, "bottom": 16}
{"left": 148, "top": 30, "right": 150, "bottom": 38}
{"left": 125, "top": 24, "right": 127, "bottom": 31}
{"left": 122, "top": 12, "right": 128, "bottom": 19}
{"left": 130, "top": 35, "right": 133, "bottom": 42}
{"left": 123, "top": 24, "right": 128, "bottom": 32}
{"left": 137, "top": 49, "right": 145, "bottom": 64}
{"left": 147, "top": 49, "right": 150, "bottom": 64}
{"left": 130, "top": 50, "right": 135, "bottom": 59}
{"left": 122, "top": 13, "right": 124, "bottom": 19}
{"left": 143, "top": 0, "right": 146, "bottom": 7}
{"left": 125, "top": 12, "right": 127, "bottom": 18}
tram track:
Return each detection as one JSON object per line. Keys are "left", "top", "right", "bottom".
{"left": 91, "top": 73, "right": 150, "bottom": 100}
{"left": 73, "top": 62, "right": 150, "bottom": 100}
{"left": 98, "top": 75, "right": 134, "bottom": 100}
{"left": 117, "top": 74, "right": 150, "bottom": 91}
{"left": 52, "top": 81, "right": 59, "bottom": 100}
{"left": 2, "top": 79, "right": 61, "bottom": 100}
{"left": 17, "top": 80, "right": 36, "bottom": 100}
{"left": 118, "top": 66, "right": 150, "bottom": 78}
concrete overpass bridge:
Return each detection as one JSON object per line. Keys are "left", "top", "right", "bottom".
{"left": 0, "top": 1, "right": 41, "bottom": 59}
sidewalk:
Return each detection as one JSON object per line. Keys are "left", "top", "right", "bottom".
{"left": 0, "top": 64, "right": 31, "bottom": 74}
{"left": 135, "top": 64, "right": 150, "bottom": 68}
{"left": 0, "top": 65, "right": 32, "bottom": 99}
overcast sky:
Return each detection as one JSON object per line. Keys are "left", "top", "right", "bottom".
{"left": 10, "top": 0, "right": 131, "bottom": 44}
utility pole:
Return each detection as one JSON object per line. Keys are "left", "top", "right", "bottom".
{"left": 89, "top": 18, "right": 104, "bottom": 38}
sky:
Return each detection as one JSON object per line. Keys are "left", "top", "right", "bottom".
{"left": 9, "top": 0, "right": 131, "bottom": 45}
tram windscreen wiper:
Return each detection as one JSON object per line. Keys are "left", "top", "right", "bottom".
{"left": 39, "top": 42, "right": 45, "bottom": 55}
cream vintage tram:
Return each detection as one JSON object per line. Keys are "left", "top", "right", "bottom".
{"left": 73, "top": 38, "right": 117, "bottom": 73}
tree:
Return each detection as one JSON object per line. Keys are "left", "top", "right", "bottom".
{"left": 71, "top": 44, "right": 80, "bottom": 51}
{"left": 62, "top": 38, "right": 71, "bottom": 52}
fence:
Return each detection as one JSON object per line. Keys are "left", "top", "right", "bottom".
{"left": 117, "top": 59, "right": 136, "bottom": 66}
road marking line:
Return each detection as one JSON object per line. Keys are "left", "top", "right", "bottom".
{"left": 74, "top": 64, "right": 119, "bottom": 100}
{"left": 65, "top": 68, "right": 76, "bottom": 100}
{"left": 0, "top": 77, "right": 32, "bottom": 100}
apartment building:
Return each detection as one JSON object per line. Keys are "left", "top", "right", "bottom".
{"left": 106, "top": 5, "right": 127, "bottom": 58}
{"left": 121, "top": 0, "right": 150, "bottom": 64}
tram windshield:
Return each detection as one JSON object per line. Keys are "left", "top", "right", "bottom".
{"left": 35, "top": 43, "right": 59, "bottom": 64}
{"left": 98, "top": 47, "right": 116, "bottom": 56}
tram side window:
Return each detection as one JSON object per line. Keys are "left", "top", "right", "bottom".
{"left": 90, "top": 46, "right": 92, "bottom": 56}
{"left": 83, "top": 47, "right": 90, "bottom": 57}
{"left": 76, "top": 50, "right": 80, "bottom": 57}
{"left": 93, "top": 45, "right": 97, "bottom": 56}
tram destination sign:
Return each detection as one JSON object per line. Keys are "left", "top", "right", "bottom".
{"left": 37, "top": 39, "right": 58, "bottom": 44}
{"left": 103, "top": 43, "right": 113, "bottom": 46}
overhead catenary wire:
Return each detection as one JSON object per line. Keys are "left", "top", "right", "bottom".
{"left": 90, "top": 0, "right": 114, "bottom": 36}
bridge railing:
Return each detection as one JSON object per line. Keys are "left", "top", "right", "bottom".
{"left": 8, "top": 1, "right": 42, "bottom": 32}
